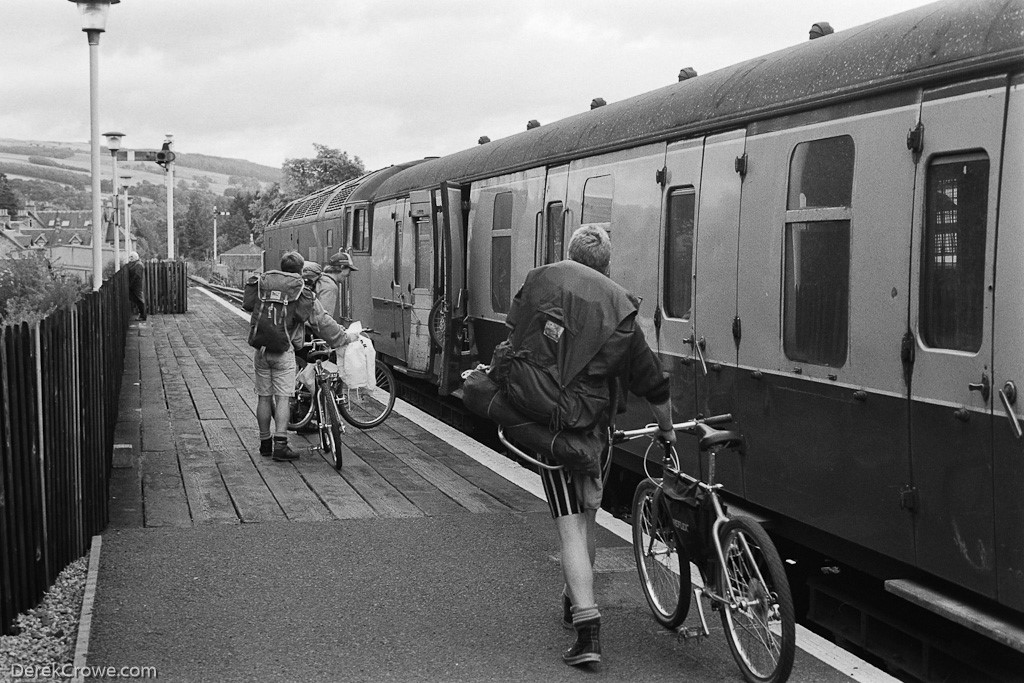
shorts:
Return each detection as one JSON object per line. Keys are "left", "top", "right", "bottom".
{"left": 253, "top": 349, "right": 296, "bottom": 397}
{"left": 540, "top": 441, "right": 613, "bottom": 518}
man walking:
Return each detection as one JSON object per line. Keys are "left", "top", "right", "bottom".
{"left": 505, "top": 225, "right": 675, "bottom": 667}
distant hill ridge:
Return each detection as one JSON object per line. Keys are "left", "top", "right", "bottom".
{"left": 0, "top": 139, "right": 282, "bottom": 184}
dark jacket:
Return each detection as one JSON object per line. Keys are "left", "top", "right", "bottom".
{"left": 127, "top": 260, "right": 145, "bottom": 295}
{"left": 505, "top": 260, "right": 669, "bottom": 428}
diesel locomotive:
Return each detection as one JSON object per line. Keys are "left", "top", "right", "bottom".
{"left": 264, "top": 0, "right": 1024, "bottom": 674}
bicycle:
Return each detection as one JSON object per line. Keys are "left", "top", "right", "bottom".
{"left": 621, "top": 414, "right": 795, "bottom": 683}
{"left": 288, "top": 337, "right": 397, "bottom": 468}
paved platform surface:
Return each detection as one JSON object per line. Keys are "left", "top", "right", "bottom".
{"left": 83, "top": 290, "right": 885, "bottom": 682}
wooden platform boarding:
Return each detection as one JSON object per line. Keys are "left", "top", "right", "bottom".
{"left": 107, "top": 287, "right": 547, "bottom": 529}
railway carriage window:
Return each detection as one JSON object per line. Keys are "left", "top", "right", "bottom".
{"left": 663, "top": 187, "right": 695, "bottom": 319}
{"left": 920, "top": 153, "right": 989, "bottom": 352}
{"left": 326, "top": 229, "right": 333, "bottom": 249}
{"left": 393, "top": 221, "right": 402, "bottom": 286}
{"left": 582, "top": 175, "right": 613, "bottom": 230}
{"left": 352, "top": 209, "right": 370, "bottom": 253}
{"left": 414, "top": 218, "right": 432, "bottom": 289}
{"left": 783, "top": 135, "right": 854, "bottom": 367}
{"left": 491, "top": 192, "right": 513, "bottom": 313}
{"left": 540, "top": 201, "right": 565, "bottom": 265}
{"left": 787, "top": 136, "right": 854, "bottom": 209}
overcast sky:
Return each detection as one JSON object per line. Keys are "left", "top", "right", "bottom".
{"left": 3, "top": 0, "right": 942, "bottom": 172}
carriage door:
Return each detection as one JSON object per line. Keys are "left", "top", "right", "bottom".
{"left": 436, "top": 182, "right": 466, "bottom": 395}
{"left": 536, "top": 165, "right": 569, "bottom": 265}
{"left": 909, "top": 80, "right": 1004, "bottom": 598}
{"left": 992, "top": 76, "right": 1024, "bottom": 612}
{"left": 405, "top": 191, "right": 434, "bottom": 374}
{"left": 657, "top": 139, "right": 703, "bottom": 423}
{"left": 386, "top": 199, "right": 409, "bottom": 364}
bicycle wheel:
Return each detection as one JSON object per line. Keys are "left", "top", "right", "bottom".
{"left": 317, "top": 385, "right": 345, "bottom": 470}
{"left": 427, "top": 296, "right": 448, "bottom": 348}
{"left": 631, "top": 479, "right": 691, "bottom": 629}
{"left": 338, "top": 360, "right": 396, "bottom": 429}
{"left": 287, "top": 377, "right": 315, "bottom": 430}
{"left": 717, "top": 516, "right": 795, "bottom": 683}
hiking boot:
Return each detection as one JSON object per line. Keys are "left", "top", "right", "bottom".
{"left": 561, "top": 594, "right": 573, "bottom": 630}
{"left": 272, "top": 437, "right": 300, "bottom": 461}
{"left": 259, "top": 438, "right": 273, "bottom": 457}
{"left": 562, "top": 617, "right": 601, "bottom": 666}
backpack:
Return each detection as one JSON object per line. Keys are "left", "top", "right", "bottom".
{"left": 242, "top": 270, "right": 305, "bottom": 354}
{"left": 501, "top": 260, "right": 637, "bottom": 431}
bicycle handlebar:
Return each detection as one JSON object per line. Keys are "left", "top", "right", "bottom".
{"left": 612, "top": 413, "right": 734, "bottom": 443}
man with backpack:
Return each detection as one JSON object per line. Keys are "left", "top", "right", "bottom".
{"left": 243, "top": 251, "right": 353, "bottom": 461}
{"left": 504, "top": 225, "right": 675, "bottom": 667}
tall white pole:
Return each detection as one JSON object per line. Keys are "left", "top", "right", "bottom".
{"left": 165, "top": 138, "right": 174, "bottom": 259}
{"left": 124, "top": 190, "right": 132, "bottom": 255}
{"left": 88, "top": 31, "right": 103, "bottom": 290}
{"left": 111, "top": 152, "right": 120, "bottom": 270}
{"left": 213, "top": 214, "right": 218, "bottom": 262}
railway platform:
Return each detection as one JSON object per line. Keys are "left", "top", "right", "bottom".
{"left": 78, "top": 288, "right": 894, "bottom": 682}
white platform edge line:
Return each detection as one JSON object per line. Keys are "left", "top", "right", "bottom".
{"left": 205, "top": 285, "right": 896, "bottom": 682}
{"left": 72, "top": 534, "right": 103, "bottom": 682}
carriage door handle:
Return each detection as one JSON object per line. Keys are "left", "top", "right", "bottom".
{"left": 999, "top": 381, "right": 1022, "bottom": 440}
{"left": 968, "top": 373, "right": 990, "bottom": 403}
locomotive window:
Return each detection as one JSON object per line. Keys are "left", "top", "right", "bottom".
{"left": 783, "top": 221, "right": 850, "bottom": 367}
{"left": 920, "top": 153, "right": 989, "bottom": 352}
{"left": 352, "top": 209, "right": 370, "bottom": 253}
{"left": 582, "top": 175, "right": 613, "bottom": 228}
{"left": 787, "top": 136, "right": 855, "bottom": 209}
{"left": 415, "top": 219, "right": 432, "bottom": 289}
{"left": 326, "top": 229, "right": 333, "bottom": 249}
{"left": 535, "top": 201, "right": 564, "bottom": 266}
{"left": 491, "top": 192, "right": 513, "bottom": 313}
{"left": 663, "top": 187, "right": 695, "bottom": 319}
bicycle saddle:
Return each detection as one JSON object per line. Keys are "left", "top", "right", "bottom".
{"left": 696, "top": 423, "right": 743, "bottom": 451}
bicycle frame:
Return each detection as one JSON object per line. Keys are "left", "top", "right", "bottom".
{"left": 621, "top": 416, "right": 776, "bottom": 624}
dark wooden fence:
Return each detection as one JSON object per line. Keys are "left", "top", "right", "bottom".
{"left": 143, "top": 259, "right": 188, "bottom": 314}
{"left": 0, "top": 268, "right": 131, "bottom": 635}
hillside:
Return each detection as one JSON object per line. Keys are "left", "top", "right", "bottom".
{"left": 0, "top": 138, "right": 282, "bottom": 195}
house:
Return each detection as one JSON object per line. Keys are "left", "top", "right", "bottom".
{"left": 218, "top": 239, "right": 263, "bottom": 287}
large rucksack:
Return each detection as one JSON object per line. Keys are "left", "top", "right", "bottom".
{"left": 242, "top": 270, "right": 305, "bottom": 354}
{"left": 502, "top": 260, "right": 638, "bottom": 431}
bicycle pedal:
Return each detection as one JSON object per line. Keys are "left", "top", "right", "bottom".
{"left": 676, "top": 626, "right": 708, "bottom": 640}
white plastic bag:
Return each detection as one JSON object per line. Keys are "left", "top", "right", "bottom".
{"left": 342, "top": 323, "right": 376, "bottom": 389}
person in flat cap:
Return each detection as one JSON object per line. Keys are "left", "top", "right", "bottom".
{"left": 323, "top": 250, "right": 358, "bottom": 322}
{"left": 126, "top": 251, "right": 147, "bottom": 321}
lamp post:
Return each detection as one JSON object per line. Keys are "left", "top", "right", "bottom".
{"left": 69, "top": 0, "right": 120, "bottom": 291}
{"left": 213, "top": 210, "right": 230, "bottom": 262}
{"left": 103, "top": 131, "right": 123, "bottom": 270}
{"left": 163, "top": 134, "right": 175, "bottom": 259}
{"left": 120, "top": 172, "right": 133, "bottom": 255}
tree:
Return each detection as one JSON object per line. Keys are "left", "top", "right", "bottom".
{"left": 0, "top": 173, "right": 23, "bottom": 217}
{"left": 248, "top": 184, "right": 287, "bottom": 246}
{"left": 282, "top": 144, "right": 364, "bottom": 197}
{"left": 178, "top": 191, "right": 214, "bottom": 259}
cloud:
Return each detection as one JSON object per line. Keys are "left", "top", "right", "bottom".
{"left": 3, "top": 0, "right": 940, "bottom": 170}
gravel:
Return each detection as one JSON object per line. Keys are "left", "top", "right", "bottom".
{"left": 0, "top": 555, "right": 88, "bottom": 682}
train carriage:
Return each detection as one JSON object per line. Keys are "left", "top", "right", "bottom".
{"left": 267, "top": 0, "right": 1024, "bottom": 670}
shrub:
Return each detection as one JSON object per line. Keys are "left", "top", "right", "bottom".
{"left": 0, "top": 255, "right": 88, "bottom": 326}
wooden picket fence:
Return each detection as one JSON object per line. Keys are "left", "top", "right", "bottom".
{"left": 0, "top": 268, "right": 131, "bottom": 635}
{"left": 143, "top": 259, "right": 189, "bottom": 314}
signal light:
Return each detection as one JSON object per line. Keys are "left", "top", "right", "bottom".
{"left": 155, "top": 150, "right": 176, "bottom": 167}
